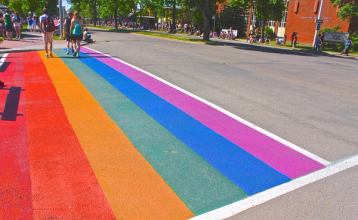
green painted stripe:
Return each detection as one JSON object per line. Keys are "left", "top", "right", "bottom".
{"left": 54, "top": 49, "right": 247, "bottom": 214}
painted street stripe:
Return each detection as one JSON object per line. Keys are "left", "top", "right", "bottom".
{"left": 0, "top": 52, "right": 32, "bottom": 219}
{"left": 79, "top": 52, "right": 291, "bottom": 195}
{"left": 55, "top": 48, "right": 247, "bottom": 215}
{"left": 190, "top": 154, "right": 358, "bottom": 220}
{"left": 26, "top": 51, "right": 115, "bottom": 219}
{"left": 82, "top": 47, "right": 328, "bottom": 178}
{"left": 43, "top": 51, "right": 193, "bottom": 219}
{"left": 0, "top": 53, "right": 8, "bottom": 68}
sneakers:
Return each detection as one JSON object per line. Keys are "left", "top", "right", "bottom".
{"left": 66, "top": 49, "right": 70, "bottom": 55}
{"left": 72, "top": 51, "right": 80, "bottom": 58}
{"left": 45, "top": 54, "right": 49, "bottom": 58}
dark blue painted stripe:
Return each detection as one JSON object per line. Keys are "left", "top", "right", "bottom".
{"left": 78, "top": 52, "right": 291, "bottom": 195}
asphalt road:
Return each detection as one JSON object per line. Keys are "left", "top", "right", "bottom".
{"left": 86, "top": 30, "right": 358, "bottom": 219}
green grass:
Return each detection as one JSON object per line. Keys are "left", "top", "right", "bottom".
{"left": 134, "top": 31, "right": 215, "bottom": 44}
{"left": 87, "top": 25, "right": 357, "bottom": 56}
{"left": 87, "top": 25, "right": 218, "bottom": 44}
{"left": 249, "top": 39, "right": 358, "bottom": 56}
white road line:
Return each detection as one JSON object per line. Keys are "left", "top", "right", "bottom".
{"left": 0, "top": 53, "right": 8, "bottom": 68}
{"left": 190, "top": 154, "right": 358, "bottom": 220}
{"left": 84, "top": 46, "right": 330, "bottom": 165}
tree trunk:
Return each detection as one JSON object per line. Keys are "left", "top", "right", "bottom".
{"left": 197, "top": 0, "right": 212, "bottom": 41}
{"left": 203, "top": 16, "right": 211, "bottom": 41}
{"left": 114, "top": 3, "right": 118, "bottom": 30}
{"left": 93, "top": 0, "right": 98, "bottom": 26}
{"left": 170, "top": 0, "right": 177, "bottom": 33}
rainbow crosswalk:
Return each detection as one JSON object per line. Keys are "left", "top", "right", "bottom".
{"left": 0, "top": 49, "right": 326, "bottom": 219}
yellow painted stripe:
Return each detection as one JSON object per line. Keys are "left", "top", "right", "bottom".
{"left": 38, "top": 51, "right": 194, "bottom": 220}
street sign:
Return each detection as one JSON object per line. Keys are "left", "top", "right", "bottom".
{"left": 316, "top": 23, "right": 321, "bottom": 30}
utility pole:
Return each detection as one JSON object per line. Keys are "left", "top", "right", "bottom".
{"left": 313, "top": 0, "right": 324, "bottom": 46}
{"left": 59, "top": 0, "right": 63, "bottom": 39}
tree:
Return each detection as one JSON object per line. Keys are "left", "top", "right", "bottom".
{"left": 331, "top": 0, "right": 358, "bottom": 20}
{"left": 230, "top": 0, "right": 285, "bottom": 37}
{"left": 3, "top": 0, "right": 58, "bottom": 16}
{"left": 70, "top": 0, "right": 100, "bottom": 25}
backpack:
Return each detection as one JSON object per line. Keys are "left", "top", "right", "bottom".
{"left": 72, "top": 22, "right": 82, "bottom": 36}
{"left": 44, "top": 16, "right": 55, "bottom": 32}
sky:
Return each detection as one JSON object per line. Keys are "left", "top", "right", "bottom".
{"left": 62, "top": 1, "right": 71, "bottom": 10}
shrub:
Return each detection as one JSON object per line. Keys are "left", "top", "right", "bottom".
{"left": 322, "top": 25, "right": 341, "bottom": 33}
{"left": 264, "top": 26, "right": 275, "bottom": 39}
{"left": 350, "top": 32, "right": 358, "bottom": 52}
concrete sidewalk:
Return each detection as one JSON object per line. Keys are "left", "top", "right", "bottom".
{"left": 0, "top": 31, "right": 65, "bottom": 52}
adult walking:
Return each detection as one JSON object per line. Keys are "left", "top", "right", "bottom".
{"left": 12, "top": 12, "right": 21, "bottom": 40}
{"left": 70, "top": 11, "right": 83, "bottom": 57}
{"left": 63, "top": 12, "right": 74, "bottom": 55}
{"left": 40, "top": 8, "right": 56, "bottom": 58}
{"left": 31, "top": 15, "right": 37, "bottom": 32}
{"left": 314, "top": 33, "right": 322, "bottom": 53}
{"left": 4, "top": 10, "right": 12, "bottom": 40}
{"left": 291, "top": 32, "right": 298, "bottom": 48}
{"left": 342, "top": 38, "right": 353, "bottom": 56}
{"left": 0, "top": 13, "right": 5, "bottom": 37}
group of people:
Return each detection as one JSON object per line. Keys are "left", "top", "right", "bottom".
{"left": 39, "top": 9, "right": 87, "bottom": 58}
{"left": 27, "top": 15, "right": 39, "bottom": 32}
{"left": 0, "top": 10, "right": 22, "bottom": 40}
{"left": 63, "top": 11, "right": 84, "bottom": 57}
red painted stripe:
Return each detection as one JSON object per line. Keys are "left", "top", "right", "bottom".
{"left": 23, "top": 52, "right": 115, "bottom": 219}
{"left": 0, "top": 52, "right": 32, "bottom": 219}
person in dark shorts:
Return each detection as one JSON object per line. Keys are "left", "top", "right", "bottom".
{"left": 63, "top": 12, "right": 74, "bottom": 54}
{"left": 40, "top": 8, "right": 56, "bottom": 58}
{"left": 70, "top": 11, "right": 83, "bottom": 57}
{"left": 4, "top": 10, "right": 12, "bottom": 40}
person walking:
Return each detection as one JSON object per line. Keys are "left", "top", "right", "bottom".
{"left": 314, "top": 33, "right": 322, "bottom": 53}
{"left": 0, "top": 13, "right": 5, "bottom": 37}
{"left": 70, "top": 11, "right": 83, "bottom": 57}
{"left": 32, "top": 15, "right": 37, "bottom": 32}
{"left": 342, "top": 38, "right": 353, "bottom": 56}
{"left": 40, "top": 8, "right": 56, "bottom": 58}
{"left": 12, "top": 13, "right": 21, "bottom": 40}
{"left": 4, "top": 10, "right": 13, "bottom": 40}
{"left": 27, "top": 14, "right": 33, "bottom": 31}
{"left": 291, "top": 32, "right": 298, "bottom": 48}
{"left": 63, "top": 12, "right": 74, "bottom": 55}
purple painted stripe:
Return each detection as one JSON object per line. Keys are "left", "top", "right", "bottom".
{"left": 82, "top": 47, "right": 325, "bottom": 178}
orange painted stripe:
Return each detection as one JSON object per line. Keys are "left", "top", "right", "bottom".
{"left": 0, "top": 52, "right": 32, "bottom": 219}
{"left": 24, "top": 52, "right": 115, "bottom": 219}
{"left": 39, "top": 51, "right": 194, "bottom": 219}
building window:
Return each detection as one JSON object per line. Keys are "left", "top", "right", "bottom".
{"left": 294, "top": 0, "right": 299, "bottom": 14}
{"left": 268, "top": 20, "right": 275, "bottom": 27}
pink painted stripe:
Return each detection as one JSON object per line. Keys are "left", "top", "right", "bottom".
{"left": 82, "top": 47, "right": 325, "bottom": 178}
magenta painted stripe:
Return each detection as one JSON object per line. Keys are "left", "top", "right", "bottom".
{"left": 82, "top": 47, "right": 325, "bottom": 178}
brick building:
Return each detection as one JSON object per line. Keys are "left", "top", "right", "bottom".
{"left": 284, "top": 0, "right": 351, "bottom": 44}
{"left": 245, "top": 0, "right": 356, "bottom": 44}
